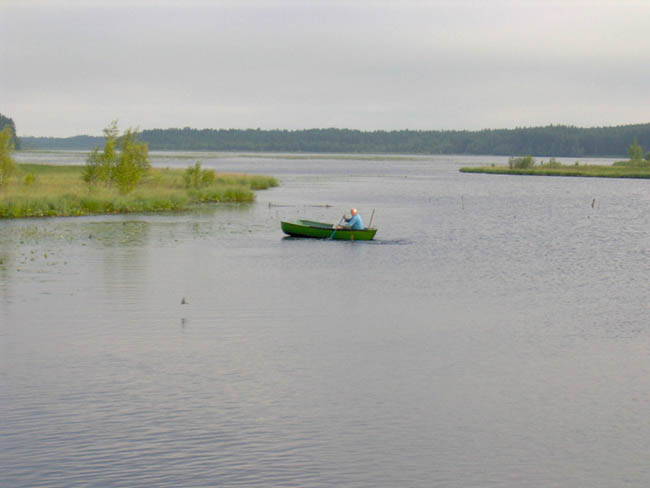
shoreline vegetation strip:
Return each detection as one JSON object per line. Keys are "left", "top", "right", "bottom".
{"left": 0, "top": 164, "right": 278, "bottom": 219}
{"left": 459, "top": 164, "right": 650, "bottom": 179}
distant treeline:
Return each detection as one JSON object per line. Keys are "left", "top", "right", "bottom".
{"left": 21, "top": 135, "right": 105, "bottom": 150}
{"left": 19, "top": 123, "right": 650, "bottom": 157}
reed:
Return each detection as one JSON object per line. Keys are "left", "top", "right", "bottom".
{"left": 612, "top": 159, "right": 650, "bottom": 168}
{"left": 0, "top": 164, "right": 278, "bottom": 218}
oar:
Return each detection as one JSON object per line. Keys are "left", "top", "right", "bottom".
{"left": 368, "top": 208, "right": 376, "bottom": 229}
{"left": 329, "top": 215, "right": 345, "bottom": 240}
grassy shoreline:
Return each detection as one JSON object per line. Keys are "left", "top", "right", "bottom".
{"left": 459, "top": 164, "right": 650, "bottom": 179}
{"left": 0, "top": 164, "right": 278, "bottom": 218}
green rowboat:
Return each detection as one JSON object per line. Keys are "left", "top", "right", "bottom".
{"left": 281, "top": 220, "right": 377, "bottom": 240}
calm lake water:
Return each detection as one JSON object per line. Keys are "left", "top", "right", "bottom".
{"left": 2, "top": 151, "right": 649, "bottom": 487}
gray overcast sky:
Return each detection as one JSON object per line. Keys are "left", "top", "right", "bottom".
{"left": 2, "top": 0, "right": 650, "bottom": 136}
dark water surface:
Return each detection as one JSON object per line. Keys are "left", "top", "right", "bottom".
{"left": 2, "top": 153, "right": 649, "bottom": 487}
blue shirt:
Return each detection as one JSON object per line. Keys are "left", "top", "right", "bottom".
{"left": 345, "top": 213, "right": 364, "bottom": 230}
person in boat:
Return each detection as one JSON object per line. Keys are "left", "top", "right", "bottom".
{"left": 337, "top": 208, "right": 364, "bottom": 230}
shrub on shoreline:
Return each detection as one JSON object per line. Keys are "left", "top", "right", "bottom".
{"left": 508, "top": 155, "right": 535, "bottom": 169}
{"left": 0, "top": 126, "right": 17, "bottom": 187}
{"left": 184, "top": 161, "right": 216, "bottom": 189}
{"left": 83, "top": 121, "right": 151, "bottom": 194}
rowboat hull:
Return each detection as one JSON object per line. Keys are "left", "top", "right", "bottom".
{"left": 281, "top": 220, "right": 377, "bottom": 240}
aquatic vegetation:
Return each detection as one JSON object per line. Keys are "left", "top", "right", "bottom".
{"left": 188, "top": 185, "right": 254, "bottom": 203}
{"left": 0, "top": 163, "right": 278, "bottom": 218}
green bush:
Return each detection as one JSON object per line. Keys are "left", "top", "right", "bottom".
{"left": 184, "top": 162, "right": 217, "bottom": 189}
{"left": 83, "top": 121, "right": 150, "bottom": 193}
{"left": 508, "top": 155, "right": 535, "bottom": 169}
{"left": 23, "top": 172, "right": 36, "bottom": 186}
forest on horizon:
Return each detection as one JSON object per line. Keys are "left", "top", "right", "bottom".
{"left": 14, "top": 122, "right": 650, "bottom": 158}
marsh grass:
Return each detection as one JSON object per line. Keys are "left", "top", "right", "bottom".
{"left": 0, "top": 164, "right": 277, "bottom": 218}
{"left": 612, "top": 159, "right": 650, "bottom": 168}
{"left": 460, "top": 164, "right": 650, "bottom": 179}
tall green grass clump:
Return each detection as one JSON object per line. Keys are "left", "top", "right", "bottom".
{"left": 189, "top": 185, "right": 254, "bottom": 203}
{"left": 213, "top": 173, "right": 278, "bottom": 190}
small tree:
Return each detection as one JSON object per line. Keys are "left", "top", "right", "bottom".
{"left": 184, "top": 161, "right": 216, "bottom": 188}
{"left": 83, "top": 121, "right": 118, "bottom": 184}
{"left": 0, "top": 114, "right": 19, "bottom": 150}
{"left": 628, "top": 138, "right": 643, "bottom": 161}
{"left": 83, "top": 121, "right": 150, "bottom": 193}
{"left": 113, "top": 128, "right": 150, "bottom": 193}
{"left": 0, "top": 126, "right": 17, "bottom": 188}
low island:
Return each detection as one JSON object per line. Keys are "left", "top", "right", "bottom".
{"left": 0, "top": 163, "right": 277, "bottom": 219}
{"left": 0, "top": 124, "right": 277, "bottom": 219}
{"left": 460, "top": 155, "right": 650, "bottom": 179}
